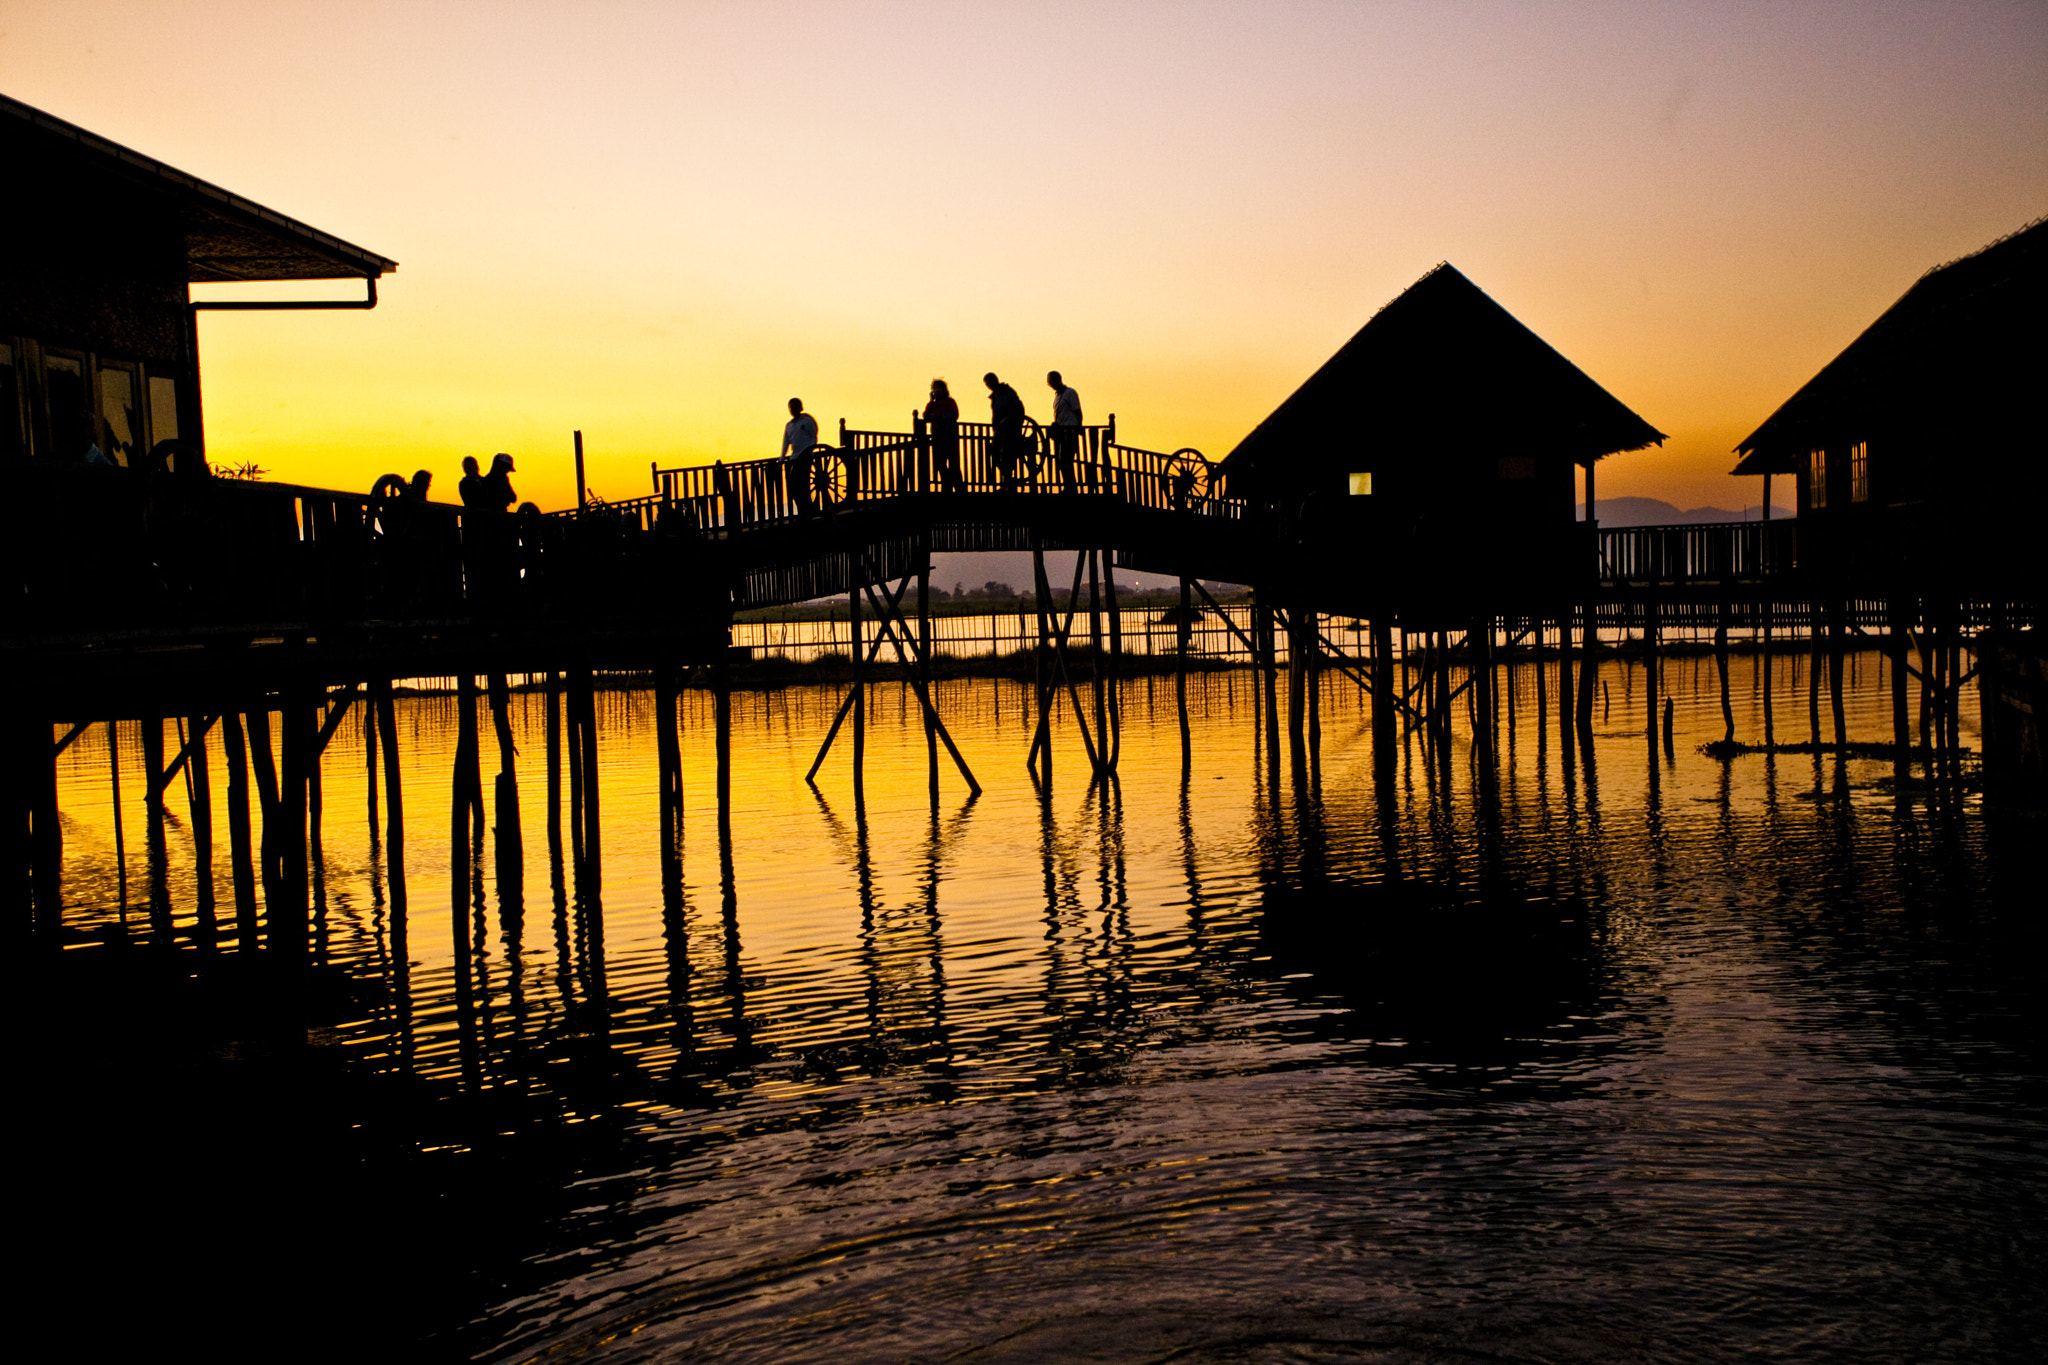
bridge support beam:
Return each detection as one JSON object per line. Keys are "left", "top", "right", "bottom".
{"left": 186, "top": 713, "right": 216, "bottom": 946}
{"left": 1177, "top": 576, "right": 1192, "bottom": 770}
{"left": 372, "top": 677, "right": 409, "bottom": 996}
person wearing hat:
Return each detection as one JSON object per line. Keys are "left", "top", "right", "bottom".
{"left": 481, "top": 452, "right": 517, "bottom": 513}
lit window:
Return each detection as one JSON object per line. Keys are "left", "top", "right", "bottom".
{"left": 1807, "top": 447, "right": 1827, "bottom": 510}
{"left": 1497, "top": 456, "right": 1535, "bottom": 479}
{"left": 1849, "top": 441, "right": 1869, "bottom": 503}
{"left": 1348, "top": 471, "right": 1372, "bottom": 496}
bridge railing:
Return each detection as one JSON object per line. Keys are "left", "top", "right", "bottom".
{"left": 640, "top": 421, "right": 1246, "bottom": 538}
{"left": 1596, "top": 519, "right": 1797, "bottom": 587}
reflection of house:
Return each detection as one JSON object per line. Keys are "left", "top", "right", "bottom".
{"left": 1217, "top": 263, "right": 1662, "bottom": 621}
{"left": 1, "top": 93, "right": 395, "bottom": 471}
{"left": 1734, "top": 218, "right": 2046, "bottom": 599}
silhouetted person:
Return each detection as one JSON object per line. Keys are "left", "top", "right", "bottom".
{"left": 481, "top": 452, "right": 517, "bottom": 513}
{"left": 1047, "top": 370, "right": 1082, "bottom": 489}
{"left": 713, "top": 459, "right": 735, "bottom": 528}
{"left": 923, "top": 378, "right": 962, "bottom": 492}
{"left": 458, "top": 455, "right": 486, "bottom": 509}
{"left": 781, "top": 397, "right": 819, "bottom": 514}
{"left": 985, "top": 372, "right": 1025, "bottom": 492}
{"left": 409, "top": 469, "right": 433, "bottom": 501}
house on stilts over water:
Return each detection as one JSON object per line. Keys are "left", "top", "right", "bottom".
{"left": 1216, "top": 262, "right": 1664, "bottom": 627}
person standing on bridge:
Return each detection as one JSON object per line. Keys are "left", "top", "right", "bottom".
{"left": 781, "top": 397, "right": 820, "bottom": 515}
{"left": 1047, "top": 370, "right": 1083, "bottom": 490}
{"left": 984, "top": 372, "right": 1026, "bottom": 493}
{"left": 923, "top": 378, "right": 963, "bottom": 493}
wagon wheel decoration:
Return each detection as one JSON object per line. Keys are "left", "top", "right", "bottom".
{"left": 1166, "top": 448, "right": 1210, "bottom": 507}
{"left": 806, "top": 446, "right": 850, "bottom": 507}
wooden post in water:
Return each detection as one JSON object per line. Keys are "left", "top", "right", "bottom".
{"left": 187, "top": 714, "right": 216, "bottom": 942}
{"left": 715, "top": 649, "right": 733, "bottom": 883}
{"left": 655, "top": 662, "right": 682, "bottom": 873}
{"left": 245, "top": 703, "right": 282, "bottom": 914}
{"left": 1827, "top": 599, "right": 1849, "bottom": 754}
{"left": 919, "top": 547, "right": 938, "bottom": 804}
{"left": 1371, "top": 617, "right": 1396, "bottom": 774}
{"left": 1556, "top": 612, "right": 1575, "bottom": 769}
{"left": 576, "top": 667, "right": 602, "bottom": 893}
{"left": 1031, "top": 551, "right": 1054, "bottom": 782}
{"left": 372, "top": 678, "right": 408, "bottom": 979}
{"left": 1715, "top": 598, "right": 1735, "bottom": 747}
{"left": 1642, "top": 598, "right": 1661, "bottom": 756}
{"left": 141, "top": 716, "right": 171, "bottom": 937}
{"left": 1177, "top": 576, "right": 1193, "bottom": 768}
{"left": 545, "top": 671, "right": 563, "bottom": 862}
{"left": 1285, "top": 605, "right": 1308, "bottom": 778}
{"left": 566, "top": 670, "right": 586, "bottom": 869}
{"left": 1103, "top": 552, "right": 1123, "bottom": 772}
{"left": 1258, "top": 599, "right": 1282, "bottom": 791}
{"left": 450, "top": 678, "right": 474, "bottom": 1001}
{"left": 220, "top": 712, "right": 258, "bottom": 949}
{"left": 1888, "top": 596, "right": 1912, "bottom": 783}
{"left": 1576, "top": 602, "right": 1598, "bottom": 734}
{"left": 849, "top": 582, "right": 866, "bottom": 800}
{"left": 1761, "top": 597, "right": 1776, "bottom": 747}
{"left": 1086, "top": 550, "right": 1108, "bottom": 776}
{"left": 1808, "top": 601, "right": 1824, "bottom": 748}
{"left": 1305, "top": 608, "right": 1322, "bottom": 774}
{"left": 1470, "top": 616, "right": 1495, "bottom": 773}
{"left": 275, "top": 688, "right": 312, "bottom": 958}
{"left": 488, "top": 671, "right": 523, "bottom": 895}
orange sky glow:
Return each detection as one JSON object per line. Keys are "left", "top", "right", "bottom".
{"left": 6, "top": 1, "right": 2044, "bottom": 511}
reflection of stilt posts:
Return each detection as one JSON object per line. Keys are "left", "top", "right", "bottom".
{"left": 1086, "top": 550, "right": 1109, "bottom": 771}
{"left": 186, "top": 715, "right": 215, "bottom": 944}
{"left": 371, "top": 678, "right": 408, "bottom": 991}
{"left": 1177, "top": 576, "right": 1193, "bottom": 768}
{"left": 1827, "top": 599, "right": 1848, "bottom": 754}
{"left": 1715, "top": 597, "right": 1735, "bottom": 746}
{"left": 1807, "top": 600, "right": 1824, "bottom": 747}
{"left": 141, "top": 716, "right": 171, "bottom": 938}
{"left": 220, "top": 712, "right": 258, "bottom": 949}
{"left": 1889, "top": 596, "right": 1912, "bottom": 783}
{"left": 919, "top": 547, "right": 938, "bottom": 805}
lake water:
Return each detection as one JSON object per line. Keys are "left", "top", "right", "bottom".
{"left": 42, "top": 648, "right": 2048, "bottom": 1362}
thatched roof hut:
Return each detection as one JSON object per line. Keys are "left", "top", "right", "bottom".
{"left": 1220, "top": 263, "right": 1662, "bottom": 500}
{"left": 1216, "top": 264, "right": 1661, "bottom": 618}
{"left": 1734, "top": 217, "right": 2045, "bottom": 595}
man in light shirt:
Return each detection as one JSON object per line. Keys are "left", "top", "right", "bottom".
{"left": 781, "top": 397, "right": 820, "bottom": 514}
{"left": 1047, "top": 371, "right": 1082, "bottom": 490}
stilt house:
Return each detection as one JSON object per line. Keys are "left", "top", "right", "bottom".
{"left": 1217, "top": 263, "right": 1662, "bottom": 622}
{"left": 1, "top": 93, "right": 395, "bottom": 472}
{"left": 1734, "top": 217, "right": 2046, "bottom": 600}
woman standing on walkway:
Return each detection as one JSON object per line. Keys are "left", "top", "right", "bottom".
{"left": 924, "top": 378, "right": 962, "bottom": 492}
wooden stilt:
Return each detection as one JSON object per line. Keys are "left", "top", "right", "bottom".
{"left": 188, "top": 713, "right": 215, "bottom": 943}
{"left": 1371, "top": 617, "right": 1396, "bottom": 773}
{"left": 1471, "top": 617, "right": 1495, "bottom": 772}
{"left": 1643, "top": 598, "right": 1661, "bottom": 756}
{"left": 715, "top": 648, "right": 733, "bottom": 886}
{"left": 1889, "top": 596, "right": 1912, "bottom": 783}
{"left": 450, "top": 681, "right": 474, "bottom": 1005}
{"left": 220, "top": 713, "right": 258, "bottom": 949}
{"left": 919, "top": 549, "right": 938, "bottom": 804}
{"left": 1087, "top": 550, "right": 1109, "bottom": 773}
{"left": 1258, "top": 600, "right": 1281, "bottom": 790}
{"left": 1177, "top": 576, "right": 1193, "bottom": 768}
{"left": 1827, "top": 599, "right": 1848, "bottom": 753}
{"left": 1285, "top": 604, "right": 1308, "bottom": 776}
{"left": 1557, "top": 612, "right": 1575, "bottom": 768}
{"left": 488, "top": 671, "right": 524, "bottom": 912}
{"left": 1030, "top": 550, "right": 1054, "bottom": 781}
{"left": 372, "top": 679, "right": 408, "bottom": 983}
{"left": 1762, "top": 597, "right": 1776, "bottom": 747}
{"left": 1808, "top": 601, "right": 1824, "bottom": 748}
{"left": 141, "top": 716, "right": 171, "bottom": 938}
{"left": 1576, "top": 602, "right": 1597, "bottom": 733}
{"left": 577, "top": 668, "right": 602, "bottom": 894}
{"left": 849, "top": 582, "right": 866, "bottom": 801}
{"left": 274, "top": 689, "right": 312, "bottom": 959}
{"left": 1715, "top": 598, "right": 1735, "bottom": 746}
{"left": 1103, "top": 552, "right": 1123, "bottom": 770}
{"left": 655, "top": 662, "right": 682, "bottom": 874}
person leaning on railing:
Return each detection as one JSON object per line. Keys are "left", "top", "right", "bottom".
{"left": 1047, "top": 370, "right": 1082, "bottom": 491}
{"left": 781, "top": 397, "right": 819, "bottom": 515}
{"left": 984, "top": 372, "right": 1026, "bottom": 492}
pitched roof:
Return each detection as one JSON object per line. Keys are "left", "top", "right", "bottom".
{"left": 1733, "top": 216, "right": 2046, "bottom": 473}
{"left": 1220, "top": 263, "right": 1663, "bottom": 479}
{"left": 2, "top": 91, "right": 397, "bottom": 282}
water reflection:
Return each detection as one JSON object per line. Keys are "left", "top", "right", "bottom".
{"left": 41, "top": 651, "right": 2048, "bottom": 1363}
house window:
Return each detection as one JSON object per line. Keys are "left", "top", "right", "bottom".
{"left": 1849, "top": 441, "right": 1869, "bottom": 503}
{"left": 98, "top": 365, "right": 141, "bottom": 467}
{"left": 1348, "top": 471, "right": 1372, "bottom": 496}
{"left": 1497, "top": 456, "right": 1535, "bottom": 479}
{"left": 1807, "top": 447, "right": 1827, "bottom": 510}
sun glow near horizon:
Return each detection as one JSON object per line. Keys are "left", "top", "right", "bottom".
{"left": 9, "top": 0, "right": 2044, "bottom": 511}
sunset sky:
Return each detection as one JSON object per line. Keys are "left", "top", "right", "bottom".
{"left": 6, "top": 1, "right": 2043, "bottom": 511}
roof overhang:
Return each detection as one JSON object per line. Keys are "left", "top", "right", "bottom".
{"left": 3, "top": 92, "right": 397, "bottom": 282}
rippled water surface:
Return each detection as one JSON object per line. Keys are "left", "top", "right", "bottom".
{"left": 49, "top": 650, "right": 2048, "bottom": 1362}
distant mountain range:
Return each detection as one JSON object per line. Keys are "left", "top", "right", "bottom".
{"left": 1578, "top": 496, "right": 1793, "bottom": 526}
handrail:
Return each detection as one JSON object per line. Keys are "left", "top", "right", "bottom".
{"left": 1596, "top": 519, "right": 1798, "bottom": 586}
